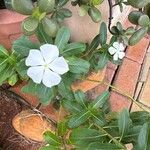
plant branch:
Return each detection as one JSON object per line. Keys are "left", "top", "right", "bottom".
{"left": 85, "top": 78, "right": 150, "bottom": 112}
{"left": 107, "top": 0, "right": 114, "bottom": 34}
{"left": 94, "top": 124, "right": 125, "bottom": 149}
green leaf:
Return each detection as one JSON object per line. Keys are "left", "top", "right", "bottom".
{"left": 128, "top": 0, "right": 150, "bottom": 8}
{"left": 129, "top": 27, "right": 148, "bottom": 46}
{"left": 61, "top": 42, "right": 86, "bottom": 56}
{"left": 0, "top": 45, "right": 9, "bottom": 57}
{"left": 138, "top": 15, "right": 150, "bottom": 27}
{"left": 21, "top": 17, "right": 38, "bottom": 36}
{"left": 88, "top": 143, "right": 122, "bottom": 150}
{"left": 0, "top": 64, "right": 14, "bottom": 85}
{"left": 38, "top": 0, "right": 55, "bottom": 13}
{"left": 15, "top": 59, "right": 28, "bottom": 79}
{"left": 57, "top": 120, "right": 67, "bottom": 136}
{"left": 70, "top": 128, "right": 106, "bottom": 147}
{"left": 36, "top": 23, "right": 53, "bottom": 44}
{"left": 12, "top": 0, "right": 33, "bottom": 15}
{"left": 74, "top": 90, "right": 86, "bottom": 107}
{"left": 43, "top": 131, "right": 61, "bottom": 146}
{"left": 57, "top": 0, "right": 69, "bottom": 7}
{"left": 40, "top": 145, "right": 59, "bottom": 150}
{"left": 55, "top": 27, "right": 70, "bottom": 51}
{"left": 62, "top": 99, "right": 83, "bottom": 114}
{"left": 58, "top": 77, "right": 74, "bottom": 100}
{"left": 118, "top": 109, "right": 131, "bottom": 138}
{"left": 91, "top": 91, "right": 110, "bottom": 109}
{"left": 13, "top": 36, "right": 39, "bottom": 57}
{"left": 128, "top": 11, "right": 143, "bottom": 25}
{"left": 42, "top": 17, "right": 59, "bottom": 38}
{"left": 8, "top": 73, "right": 18, "bottom": 86}
{"left": 99, "top": 22, "right": 107, "bottom": 46}
{"left": 91, "top": 112, "right": 106, "bottom": 126}
{"left": 88, "top": 34, "right": 100, "bottom": 52}
{"left": 22, "top": 80, "right": 55, "bottom": 105}
{"left": 130, "top": 111, "right": 150, "bottom": 126}
{"left": 138, "top": 122, "right": 150, "bottom": 150}
{"left": 125, "top": 27, "right": 136, "bottom": 35}
{"left": 59, "top": 8, "right": 72, "bottom": 18}
{"left": 68, "top": 57, "right": 90, "bottom": 74}
{"left": 68, "top": 110, "right": 90, "bottom": 128}
{"left": 96, "top": 51, "right": 109, "bottom": 70}
{"left": 88, "top": 7, "right": 101, "bottom": 23}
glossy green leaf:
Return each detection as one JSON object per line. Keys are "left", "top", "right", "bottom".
{"left": 8, "top": 73, "right": 18, "bottom": 86}
{"left": 55, "top": 27, "right": 70, "bottom": 51}
{"left": 99, "top": 22, "right": 107, "bottom": 46}
{"left": 129, "top": 27, "right": 148, "bottom": 46}
{"left": 68, "top": 57, "right": 90, "bottom": 74}
{"left": 125, "top": 27, "right": 136, "bottom": 35}
{"left": 68, "top": 110, "right": 90, "bottom": 128}
{"left": 61, "top": 42, "right": 86, "bottom": 56}
{"left": 43, "top": 131, "right": 61, "bottom": 146}
{"left": 91, "top": 91, "right": 110, "bottom": 109}
{"left": 59, "top": 8, "right": 72, "bottom": 18}
{"left": 12, "top": 0, "right": 33, "bottom": 15}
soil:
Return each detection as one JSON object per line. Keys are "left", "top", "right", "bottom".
{"left": 0, "top": 88, "right": 41, "bottom": 150}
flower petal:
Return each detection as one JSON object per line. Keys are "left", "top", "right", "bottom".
{"left": 27, "top": 66, "right": 44, "bottom": 84}
{"left": 26, "top": 50, "right": 45, "bottom": 66}
{"left": 118, "top": 52, "right": 125, "bottom": 59}
{"left": 108, "top": 47, "right": 117, "bottom": 55}
{"left": 113, "top": 53, "right": 119, "bottom": 61}
{"left": 119, "top": 43, "right": 125, "bottom": 51}
{"left": 49, "top": 57, "right": 69, "bottom": 75}
{"left": 113, "top": 42, "right": 120, "bottom": 49}
{"left": 42, "top": 69, "right": 61, "bottom": 88}
{"left": 40, "top": 44, "right": 59, "bottom": 64}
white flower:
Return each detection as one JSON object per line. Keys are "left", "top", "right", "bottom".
{"left": 108, "top": 42, "right": 125, "bottom": 61}
{"left": 25, "top": 44, "right": 69, "bottom": 88}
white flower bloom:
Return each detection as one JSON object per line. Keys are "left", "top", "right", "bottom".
{"left": 108, "top": 42, "right": 125, "bottom": 61}
{"left": 25, "top": 44, "right": 69, "bottom": 88}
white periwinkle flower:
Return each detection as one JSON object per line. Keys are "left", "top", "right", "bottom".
{"left": 25, "top": 44, "right": 69, "bottom": 88}
{"left": 108, "top": 42, "right": 125, "bottom": 61}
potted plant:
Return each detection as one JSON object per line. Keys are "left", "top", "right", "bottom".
{"left": 0, "top": 0, "right": 150, "bottom": 149}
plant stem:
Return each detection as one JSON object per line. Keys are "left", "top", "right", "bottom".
{"left": 107, "top": 0, "right": 114, "bottom": 34}
{"left": 95, "top": 124, "right": 125, "bottom": 149}
{"left": 85, "top": 79, "right": 150, "bottom": 112}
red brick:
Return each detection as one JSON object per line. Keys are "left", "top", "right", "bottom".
{"left": 126, "top": 38, "right": 149, "bottom": 64}
{"left": 87, "top": 67, "right": 116, "bottom": 100}
{"left": 11, "top": 82, "right": 39, "bottom": 107}
{"left": 39, "top": 105, "right": 63, "bottom": 121}
{"left": 0, "top": 38, "right": 11, "bottom": 49}
{"left": 107, "top": 62, "right": 118, "bottom": 70}
{"left": 109, "top": 58, "right": 141, "bottom": 111}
